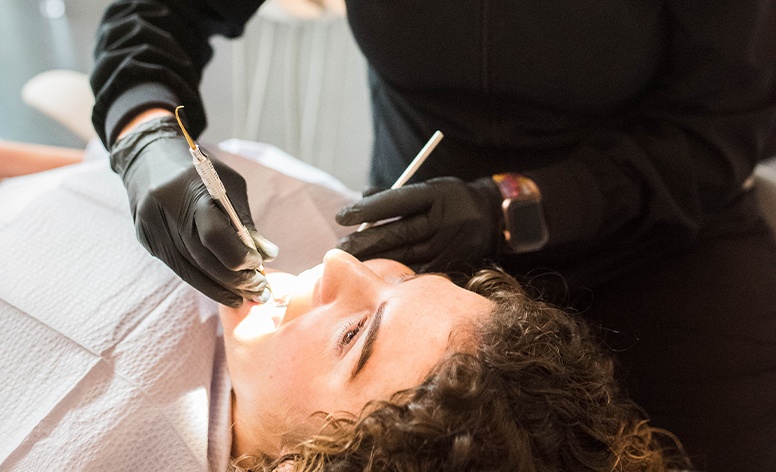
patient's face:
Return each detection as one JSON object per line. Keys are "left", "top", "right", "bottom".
{"left": 219, "top": 249, "right": 492, "bottom": 457}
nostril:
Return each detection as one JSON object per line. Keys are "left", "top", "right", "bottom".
{"left": 319, "top": 248, "right": 383, "bottom": 304}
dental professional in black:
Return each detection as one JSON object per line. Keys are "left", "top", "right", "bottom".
{"left": 91, "top": 1, "right": 776, "bottom": 469}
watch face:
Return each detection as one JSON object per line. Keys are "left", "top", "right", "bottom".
{"left": 506, "top": 200, "right": 549, "bottom": 252}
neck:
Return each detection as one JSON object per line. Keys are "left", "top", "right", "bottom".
{"left": 231, "top": 391, "right": 281, "bottom": 460}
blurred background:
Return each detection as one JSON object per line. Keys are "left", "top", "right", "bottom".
{"left": 0, "top": 0, "right": 372, "bottom": 190}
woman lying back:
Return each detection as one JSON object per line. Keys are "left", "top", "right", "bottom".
{"left": 220, "top": 249, "right": 687, "bottom": 471}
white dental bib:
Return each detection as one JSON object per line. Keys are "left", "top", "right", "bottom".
{"left": 0, "top": 141, "right": 357, "bottom": 471}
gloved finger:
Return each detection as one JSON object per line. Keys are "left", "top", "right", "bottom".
{"left": 231, "top": 269, "right": 270, "bottom": 293}
{"left": 348, "top": 239, "right": 441, "bottom": 268}
{"left": 361, "top": 184, "right": 387, "bottom": 198}
{"left": 138, "top": 218, "right": 244, "bottom": 307}
{"left": 236, "top": 285, "right": 272, "bottom": 304}
{"left": 337, "top": 213, "right": 435, "bottom": 260}
{"left": 181, "top": 260, "right": 244, "bottom": 308}
{"left": 208, "top": 152, "right": 256, "bottom": 225}
{"left": 249, "top": 229, "right": 279, "bottom": 261}
{"left": 171, "top": 199, "right": 270, "bottom": 301}
{"left": 353, "top": 239, "right": 482, "bottom": 274}
{"left": 202, "top": 157, "right": 279, "bottom": 264}
{"left": 335, "top": 184, "right": 436, "bottom": 226}
{"left": 338, "top": 229, "right": 439, "bottom": 267}
{"left": 185, "top": 229, "right": 270, "bottom": 296}
{"left": 193, "top": 196, "right": 265, "bottom": 272}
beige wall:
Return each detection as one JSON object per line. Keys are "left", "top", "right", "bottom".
{"left": 202, "top": 12, "right": 372, "bottom": 191}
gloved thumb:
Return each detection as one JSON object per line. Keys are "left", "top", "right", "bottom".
{"left": 250, "top": 229, "right": 279, "bottom": 261}
{"left": 361, "top": 184, "right": 387, "bottom": 198}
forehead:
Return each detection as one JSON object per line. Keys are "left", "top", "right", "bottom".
{"left": 349, "top": 274, "right": 489, "bottom": 389}
{"left": 382, "top": 270, "right": 490, "bottom": 338}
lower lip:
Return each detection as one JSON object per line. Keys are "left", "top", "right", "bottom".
{"left": 235, "top": 301, "right": 286, "bottom": 339}
{"left": 236, "top": 273, "right": 297, "bottom": 337}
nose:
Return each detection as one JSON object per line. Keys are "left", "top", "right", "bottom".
{"left": 318, "top": 249, "right": 381, "bottom": 305}
{"left": 280, "top": 250, "right": 381, "bottom": 326}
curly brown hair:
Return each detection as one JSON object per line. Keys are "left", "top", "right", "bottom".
{"left": 233, "top": 268, "right": 688, "bottom": 472}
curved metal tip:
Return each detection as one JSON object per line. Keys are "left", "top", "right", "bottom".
{"left": 174, "top": 105, "right": 197, "bottom": 150}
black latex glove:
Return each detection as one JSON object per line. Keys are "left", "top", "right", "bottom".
{"left": 110, "top": 116, "right": 278, "bottom": 307}
{"left": 335, "top": 176, "right": 503, "bottom": 272}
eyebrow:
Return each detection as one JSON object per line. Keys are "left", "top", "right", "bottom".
{"left": 403, "top": 272, "right": 452, "bottom": 282}
{"left": 351, "top": 301, "right": 386, "bottom": 379}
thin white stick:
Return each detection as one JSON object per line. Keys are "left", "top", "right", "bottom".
{"left": 357, "top": 130, "right": 444, "bottom": 232}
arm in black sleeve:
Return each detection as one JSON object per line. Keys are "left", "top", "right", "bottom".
{"left": 89, "top": 0, "right": 279, "bottom": 307}
{"left": 336, "top": 1, "right": 775, "bottom": 272}
{"left": 524, "top": 1, "right": 776, "bottom": 250}
{"left": 90, "top": 0, "right": 264, "bottom": 148}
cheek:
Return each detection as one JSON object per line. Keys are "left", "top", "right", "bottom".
{"left": 219, "top": 303, "right": 254, "bottom": 335}
{"left": 256, "top": 321, "right": 334, "bottom": 405}
{"left": 333, "top": 358, "right": 430, "bottom": 418}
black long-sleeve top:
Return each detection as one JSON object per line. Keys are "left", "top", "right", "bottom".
{"left": 91, "top": 0, "right": 776, "bottom": 285}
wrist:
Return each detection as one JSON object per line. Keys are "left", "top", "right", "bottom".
{"left": 469, "top": 177, "right": 507, "bottom": 256}
{"left": 116, "top": 108, "right": 175, "bottom": 143}
{"left": 109, "top": 115, "right": 184, "bottom": 177}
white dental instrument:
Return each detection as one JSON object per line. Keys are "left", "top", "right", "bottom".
{"left": 175, "top": 106, "right": 271, "bottom": 302}
{"left": 357, "top": 130, "right": 444, "bottom": 232}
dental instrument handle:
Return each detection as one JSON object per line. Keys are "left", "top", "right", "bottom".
{"left": 174, "top": 106, "right": 258, "bottom": 252}
{"left": 357, "top": 130, "right": 444, "bottom": 232}
{"left": 190, "top": 145, "right": 258, "bottom": 252}
{"left": 175, "top": 106, "right": 271, "bottom": 303}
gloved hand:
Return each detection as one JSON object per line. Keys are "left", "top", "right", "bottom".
{"left": 335, "top": 176, "right": 503, "bottom": 272}
{"left": 110, "top": 116, "right": 278, "bottom": 307}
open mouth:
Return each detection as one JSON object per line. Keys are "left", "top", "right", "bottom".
{"left": 237, "top": 300, "right": 287, "bottom": 338}
{"left": 257, "top": 272, "right": 300, "bottom": 329}
{"left": 232, "top": 272, "right": 297, "bottom": 339}
{"left": 265, "top": 294, "right": 289, "bottom": 329}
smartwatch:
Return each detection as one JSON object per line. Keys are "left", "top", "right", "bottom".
{"left": 492, "top": 173, "right": 549, "bottom": 253}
